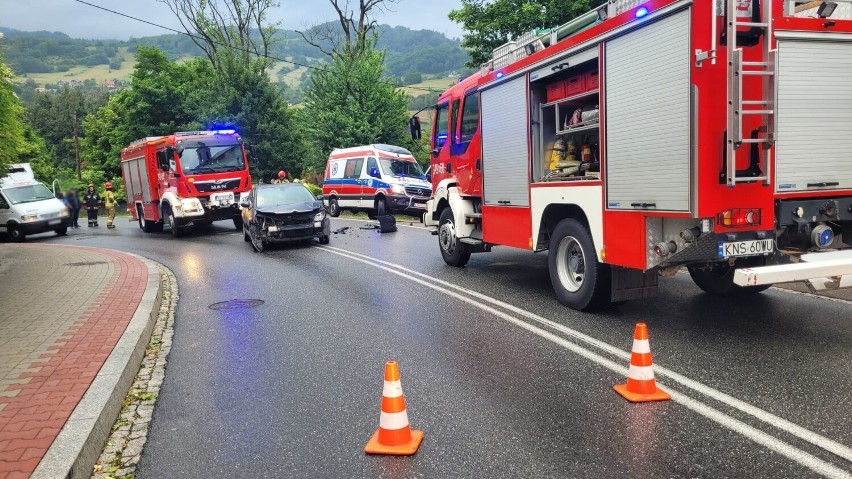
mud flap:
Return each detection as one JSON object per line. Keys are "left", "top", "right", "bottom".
{"left": 611, "top": 266, "right": 659, "bottom": 302}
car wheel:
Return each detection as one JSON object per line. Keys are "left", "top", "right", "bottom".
{"left": 687, "top": 258, "right": 772, "bottom": 295}
{"left": 438, "top": 207, "right": 471, "bottom": 267}
{"left": 168, "top": 212, "right": 182, "bottom": 238}
{"left": 233, "top": 216, "right": 243, "bottom": 230}
{"left": 548, "top": 218, "right": 611, "bottom": 311}
{"left": 328, "top": 197, "right": 340, "bottom": 217}
{"left": 9, "top": 224, "right": 25, "bottom": 242}
{"left": 319, "top": 234, "right": 330, "bottom": 245}
{"left": 243, "top": 224, "right": 251, "bottom": 242}
{"left": 250, "top": 225, "right": 265, "bottom": 252}
{"left": 376, "top": 197, "right": 387, "bottom": 217}
{"left": 55, "top": 226, "right": 68, "bottom": 236}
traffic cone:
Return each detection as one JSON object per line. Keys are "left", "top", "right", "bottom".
{"left": 364, "top": 361, "right": 424, "bottom": 455}
{"left": 613, "top": 323, "right": 671, "bottom": 402}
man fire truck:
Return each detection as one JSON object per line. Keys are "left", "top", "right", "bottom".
{"left": 121, "top": 130, "right": 254, "bottom": 237}
{"left": 416, "top": 0, "right": 852, "bottom": 310}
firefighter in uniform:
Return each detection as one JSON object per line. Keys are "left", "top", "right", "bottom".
{"left": 83, "top": 184, "right": 101, "bottom": 227}
{"left": 104, "top": 182, "right": 117, "bottom": 229}
{"left": 272, "top": 170, "right": 289, "bottom": 184}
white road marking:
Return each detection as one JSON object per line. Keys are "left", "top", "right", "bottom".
{"left": 316, "top": 244, "right": 852, "bottom": 477}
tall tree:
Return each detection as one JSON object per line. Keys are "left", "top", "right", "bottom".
{"left": 301, "top": 42, "right": 409, "bottom": 172}
{"left": 297, "top": 0, "right": 399, "bottom": 59}
{"left": 159, "top": 0, "right": 281, "bottom": 70}
{"left": 449, "top": 0, "right": 591, "bottom": 68}
{"left": 0, "top": 50, "right": 27, "bottom": 170}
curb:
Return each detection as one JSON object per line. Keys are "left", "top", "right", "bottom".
{"left": 30, "top": 253, "right": 164, "bottom": 479}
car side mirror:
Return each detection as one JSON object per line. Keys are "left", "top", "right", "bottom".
{"left": 409, "top": 116, "right": 421, "bottom": 141}
{"left": 157, "top": 150, "right": 170, "bottom": 171}
{"left": 369, "top": 167, "right": 381, "bottom": 178}
{"left": 246, "top": 144, "right": 258, "bottom": 165}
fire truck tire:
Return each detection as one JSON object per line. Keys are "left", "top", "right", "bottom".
{"left": 376, "top": 197, "right": 387, "bottom": 217}
{"left": 167, "top": 212, "right": 182, "bottom": 238}
{"left": 438, "top": 207, "right": 471, "bottom": 267}
{"left": 687, "top": 259, "right": 772, "bottom": 296}
{"left": 233, "top": 216, "right": 243, "bottom": 230}
{"left": 138, "top": 206, "right": 157, "bottom": 233}
{"left": 328, "top": 197, "right": 340, "bottom": 217}
{"left": 548, "top": 219, "right": 611, "bottom": 311}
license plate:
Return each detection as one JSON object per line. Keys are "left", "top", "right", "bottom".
{"left": 718, "top": 239, "right": 774, "bottom": 258}
{"left": 211, "top": 192, "right": 234, "bottom": 205}
{"left": 49, "top": 219, "right": 60, "bottom": 225}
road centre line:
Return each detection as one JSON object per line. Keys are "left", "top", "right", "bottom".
{"left": 316, "top": 244, "right": 852, "bottom": 476}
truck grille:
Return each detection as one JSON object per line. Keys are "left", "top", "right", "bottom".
{"left": 405, "top": 186, "right": 431, "bottom": 198}
{"left": 194, "top": 178, "right": 241, "bottom": 193}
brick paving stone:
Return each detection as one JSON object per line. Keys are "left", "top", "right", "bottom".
{"left": 0, "top": 245, "right": 147, "bottom": 478}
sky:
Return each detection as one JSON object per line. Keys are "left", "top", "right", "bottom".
{"left": 0, "top": 0, "right": 466, "bottom": 40}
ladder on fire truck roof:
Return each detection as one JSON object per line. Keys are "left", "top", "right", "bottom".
{"left": 726, "top": 0, "right": 776, "bottom": 186}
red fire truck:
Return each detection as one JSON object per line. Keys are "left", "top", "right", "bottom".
{"left": 121, "top": 130, "right": 254, "bottom": 237}
{"left": 416, "top": 0, "right": 852, "bottom": 310}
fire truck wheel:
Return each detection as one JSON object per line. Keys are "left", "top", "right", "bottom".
{"left": 167, "top": 212, "right": 182, "bottom": 238}
{"left": 438, "top": 207, "right": 471, "bottom": 267}
{"left": 548, "top": 219, "right": 611, "bottom": 311}
{"left": 687, "top": 259, "right": 772, "bottom": 296}
{"left": 233, "top": 216, "right": 243, "bottom": 230}
{"left": 328, "top": 197, "right": 340, "bottom": 217}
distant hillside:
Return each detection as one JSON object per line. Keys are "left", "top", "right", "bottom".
{"left": 1, "top": 23, "right": 469, "bottom": 83}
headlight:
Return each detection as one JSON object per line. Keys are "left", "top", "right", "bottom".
{"left": 391, "top": 184, "right": 404, "bottom": 194}
{"left": 181, "top": 198, "right": 202, "bottom": 213}
{"left": 20, "top": 215, "right": 38, "bottom": 222}
{"left": 313, "top": 211, "right": 326, "bottom": 222}
{"left": 59, "top": 209, "right": 70, "bottom": 217}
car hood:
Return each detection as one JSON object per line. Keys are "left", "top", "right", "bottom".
{"left": 256, "top": 201, "right": 322, "bottom": 215}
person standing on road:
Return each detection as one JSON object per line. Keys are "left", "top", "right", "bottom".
{"left": 104, "top": 182, "right": 117, "bottom": 229}
{"left": 83, "top": 184, "right": 101, "bottom": 227}
{"left": 66, "top": 188, "right": 81, "bottom": 228}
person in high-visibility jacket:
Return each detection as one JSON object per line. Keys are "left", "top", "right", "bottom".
{"left": 83, "top": 184, "right": 101, "bottom": 227}
{"left": 104, "top": 182, "right": 117, "bottom": 229}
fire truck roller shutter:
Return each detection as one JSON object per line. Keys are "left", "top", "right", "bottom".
{"left": 775, "top": 35, "right": 852, "bottom": 193}
{"left": 481, "top": 75, "right": 530, "bottom": 207}
{"left": 604, "top": 9, "right": 692, "bottom": 212}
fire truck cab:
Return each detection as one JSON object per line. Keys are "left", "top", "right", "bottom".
{"left": 121, "top": 130, "right": 254, "bottom": 237}
{"left": 419, "top": 0, "right": 852, "bottom": 310}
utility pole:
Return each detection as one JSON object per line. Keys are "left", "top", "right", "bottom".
{"left": 72, "top": 112, "right": 82, "bottom": 180}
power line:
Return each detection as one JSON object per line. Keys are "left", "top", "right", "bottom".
{"left": 73, "top": 0, "right": 448, "bottom": 95}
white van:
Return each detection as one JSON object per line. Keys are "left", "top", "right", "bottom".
{"left": 0, "top": 164, "right": 72, "bottom": 241}
{"left": 322, "top": 144, "right": 432, "bottom": 219}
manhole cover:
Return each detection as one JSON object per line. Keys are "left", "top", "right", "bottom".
{"left": 66, "top": 261, "right": 109, "bottom": 267}
{"left": 209, "top": 299, "right": 265, "bottom": 310}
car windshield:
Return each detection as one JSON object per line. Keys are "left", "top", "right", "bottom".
{"left": 3, "top": 184, "right": 55, "bottom": 204}
{"left": 256, "top": 185, "right": 316, "bottom": 208}
{"left": 378, "top": 158, "right": 425, "bottom": 179}
{"left": 178, "top": 143, "right": 245, "bottom": 174}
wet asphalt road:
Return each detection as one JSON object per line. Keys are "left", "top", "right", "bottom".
{"left": 19, "top": 217, "right": 852, "bottom": 478}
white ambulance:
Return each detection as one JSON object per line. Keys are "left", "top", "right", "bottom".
{"left": 322, "top": 144, "right": 432, "bottom": 219}
{"left": 0, "top": 164, "right": 71, "bottom": 241}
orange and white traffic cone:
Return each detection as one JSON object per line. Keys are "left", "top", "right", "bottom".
{"left": 613, "top": 323, "right": 671, "bottom": 403}
{"left": 364, "top": 361, "right": 424, "bottom": 455}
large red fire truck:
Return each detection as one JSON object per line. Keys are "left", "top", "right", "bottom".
{"left": 417, "top": 0, "right": 852, "bottom": 310}
{"left": 121, "top": 130, "right": 254, "bottom": 237}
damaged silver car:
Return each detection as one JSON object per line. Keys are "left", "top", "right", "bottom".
{"left": 240, "top": 183, "right": 330, "bottom": 252}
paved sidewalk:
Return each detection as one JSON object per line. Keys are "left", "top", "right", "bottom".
{"left": 0, "top": 244, "right": 162, "bottom": 479}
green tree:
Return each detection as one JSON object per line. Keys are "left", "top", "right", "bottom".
{"left": 449, "top": 0, "right": 591, "bottom": 68}
{"left": 301, "top": 42, "right": 409, "bottom": 173}
{"left": 0, "top": 51, "right": 28, "bottom": 170}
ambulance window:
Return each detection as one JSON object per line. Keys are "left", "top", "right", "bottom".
{"left": 366, "top": 157, "right": 379, "bottom": 177}
{"left": 434, "top": 103, "right": 448, "bottom": 149}
{"left": 344, "top": 158, "right": 364, "bottom": 178}
{"left": 460, "top": 91, "right": 479, "bottom": 143}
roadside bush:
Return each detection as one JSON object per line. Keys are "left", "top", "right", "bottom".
{"left": 302, "top": 182, "right": 322, "bottom": 196}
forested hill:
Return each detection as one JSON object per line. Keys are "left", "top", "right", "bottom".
{"left": 0, "top": 23, "right": 469, "bottom": 79}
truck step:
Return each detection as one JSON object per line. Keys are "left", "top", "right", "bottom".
{"left": 733, "top": 250, "right": 852, "bottom": 290}
{"left": 460, "top": 237, "right": 483, "bottom": 245}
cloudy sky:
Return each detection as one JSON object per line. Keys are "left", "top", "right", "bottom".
{"left": 1, "top": 0, "right": 466, "bottom": 40}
